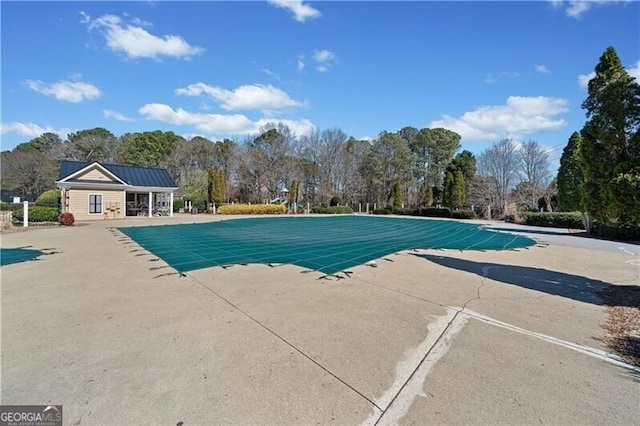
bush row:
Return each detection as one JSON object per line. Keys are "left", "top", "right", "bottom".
{"left": 451, "top": 210, "right": 478, "bottom": 219}
{"left": 371, "top": 207, "right": 477, "bottom": 219}
{"left": 310, "top": 205, "right": 354, "bottom": 214}
{"left": 218, "top": 204, "right": 285, "bottom": 215}
{"left": 519, "top": 212, "right": 584, "bottom": 229}
{"left": 592, "top": 221, "right": 640, "bottom": 241}
{"left": 12, "top": 206, "right": 60, "bottom": 223}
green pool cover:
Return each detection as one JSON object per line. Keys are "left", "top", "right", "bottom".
{"left": 119, "top": 216, "right": 535, "bottom": 275}
{"left": 0, "top": 248, "right": 43, "bottom": 266}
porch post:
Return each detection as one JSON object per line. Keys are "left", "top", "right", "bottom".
{"left": 169, "top": 192, "right": 174, "bottom": 217}
{"left": 148, "top": 191, "right": 153, "bottom": 217}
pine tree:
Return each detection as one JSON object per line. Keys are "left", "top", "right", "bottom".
{"left": 580, "top": 46, "right": 640, "bottom": 225}
{"left": 442, "top": 171, "right": 454, "bottom": 207}
{"left": 557, "top": 132, "right": 584, "bottom": 212}
{"left": 392, "top": 182, "right": 403, "bottom": 210}
{"left": 450, "top": 171, "right": 466, "bottom": 209}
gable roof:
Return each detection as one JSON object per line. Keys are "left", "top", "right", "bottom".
{"left": 58, "top": 160, "right": 178, "bottom": 188}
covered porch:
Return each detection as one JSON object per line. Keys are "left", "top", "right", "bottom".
{"left": 125, "top": 190, "right": 174, "bottom": 217}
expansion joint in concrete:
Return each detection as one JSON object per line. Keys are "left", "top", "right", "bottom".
{"left": 187, "top": 273, "right": 383, "bottom": 412}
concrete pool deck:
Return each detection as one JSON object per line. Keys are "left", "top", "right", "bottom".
{"left": 1, "top": 214, "right": 639, "bottom": 425}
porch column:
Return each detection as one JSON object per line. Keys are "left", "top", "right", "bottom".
{"left": 148, "top": 191, "right": 153, "bottom": 217}
{"left": 169, "top": 192, "right": 174, "bottom": 217}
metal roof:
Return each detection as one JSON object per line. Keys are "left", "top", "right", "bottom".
{"left": 58, "top": 160, "right": 177, "bottom": 188}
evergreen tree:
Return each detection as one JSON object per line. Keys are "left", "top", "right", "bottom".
{"left": 208, "top": 169, "right": 226, "bottom": 205}
{"left": 557, "top": 132, "right": 584, "bottom": 212}
{"left": 580, "top": 46, "right": 640, "bottom": 224}
{"left": 450, "top": 171, "right": 466, "bottom": 209}
{"left": 442, "top": 171, "right": 454, "bottom": 207}
{"left": 422, "top": 185, "right": 433, "bottom": 207}
{"left": 392, "top": 182, "right": 403, "bottom": 210}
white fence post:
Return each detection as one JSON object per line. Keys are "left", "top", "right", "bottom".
{"left": 23, "top": 201, "right": 28, "bottom": 227}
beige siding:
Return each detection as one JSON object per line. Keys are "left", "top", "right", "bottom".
{"left": 67, "top": 189, "right": 125, "bottom": 221}
{"left": 77, "top": 168, "right": 117, "bottom": 182}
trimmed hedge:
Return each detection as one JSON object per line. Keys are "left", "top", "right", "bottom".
{"left": 392, "top": 207, "right": 415, "bottom": 216}
{"left": 519, "top": 212, "right": 584, "bottom": 229}
{"left": 451, "top": 210, "right": 477, "bottom": 219}
{"left": 372, "top": 207, "right": 393, "bottom": 215}
{"left": 218, "top": 204, "right": 285, "bottom": 215}
{"left": 12, "top": 206, "right": 60, "bottom": 223}
{"left": 0, "top": 201, "right": 9, "bottom": 211}
{"left": 592, "top": 221, "right": 640, "bottom": 241}
{"left": 415, "top": 207, "right": 452, "bottom": 218}
{"left": 311, "top": 205, "right": 354, "bottom": 214}
{"left": 35, "top": 189, "right": 60, "bottom": 207}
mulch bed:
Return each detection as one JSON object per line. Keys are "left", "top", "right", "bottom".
{"left": 598, "top": 286, "right": 640, "bottom": 368}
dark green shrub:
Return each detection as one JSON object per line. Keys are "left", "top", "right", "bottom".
{"left": 35, "top": 189, "right": 60, "bottom": 207}
{"left": 311, "top": 205, "right": 353, "bottom": 214}
{"left": 192, "top": 199, "right": 207, "bottom": 213}
{"left": 372, "top": 207, "right": 392, "bottom": 215}
{"left": 58, "top": 212, "right": 75, "bottom": 226}
{"left": 329, "top": 206, "right": 353, "bottom": 214}
{"left": 452, "top": 210, "right": 477, "bottom": 219}
{"left": 520, "top": 212, "right": 583, "bottom": 229}
{"left": 592, "top": 222, "right": 640, "bottom": 241}
{"left": 416, "top": 207, "right": 452, "bottom": 218}
{"left": 392, "top": 207, "right": 415, "bottom": 216}
{"left": 12, "top": 206, "right": 60, "bottom": 224}
{"left": 0, "top": 201, "right": 9, "bottom": 211}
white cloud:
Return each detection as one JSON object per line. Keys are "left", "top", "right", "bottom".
{"left": 139, "top": 103, "right": 315, "bottom": 137}
{"left": 429, "top": 96, "right": 569, "bottom": 141}
{"left": 627, "top": 60, "right": 640, "bottom": 81}
{"left": 552, "top": 1, "right": 630, "bottom": 19}
{"left": 24, "top": 79, "right": 101, "bottom": 103}
{"left": 313, "top": 49, "right": 337, "bottom": 72}
{"left": 103, "top": 109, "right": 135, "bottom": 122}
{"left": 577, "top": 71, "right": 596, "bottom": 90}
{"left": 484, "top": 71, "right": 520, "bottom": 84}
{"left": 83, "top": 13, "right": 204, "bottom": 60}
{"left": 534, "top": 64, "right": 551, "bottom": 74}
{"left": 261, "top": 68, "right": 280, "bottom": 80}
{"left": 0, "top": 122, "right": 71, "bottom": 140}
{"left": 268, "top": 0, "right": 321, "bottom": 22}
{"left": 297, "top": 55, "right": 305, "bottom": 72}
{"left": 565, "top": 1, "right": 593, "bottom": 18}
{"left": 175, "top": 83, "right": 302, "bottom": 111}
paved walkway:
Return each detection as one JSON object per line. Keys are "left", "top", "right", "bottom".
{"left": 1, "top": 215, "right": 638, "bottom": 424}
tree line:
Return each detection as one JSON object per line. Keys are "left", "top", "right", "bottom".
{"left": 1, "top": 121, "right": 555, "bottom": 217}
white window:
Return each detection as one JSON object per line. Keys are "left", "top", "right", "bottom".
{"left": 89, "top": 194, "right": 102, "bottom": 214}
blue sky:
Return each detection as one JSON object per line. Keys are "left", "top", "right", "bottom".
{"left": 1, "top": 1, "right": 638, "bottom": 169}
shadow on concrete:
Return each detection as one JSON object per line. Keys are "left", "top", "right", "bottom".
{"left": 487, "top": 226, "right": 640, "bottom": 246}
{"left": 486, "top": 227, "right": 585, "bottom": 237}
{"left": 414, "top": 254, "right": 639, "bottom": 308}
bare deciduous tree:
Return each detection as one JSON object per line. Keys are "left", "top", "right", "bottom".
{"left": 477, "top": 139, "right": 519, "bottom": 216}
{"left": 518, "top": 140, "right": 551, "bottom": 210}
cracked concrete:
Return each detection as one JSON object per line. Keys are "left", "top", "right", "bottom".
{"left": 2, "top": 216, "right": 639, "bottom": 424}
